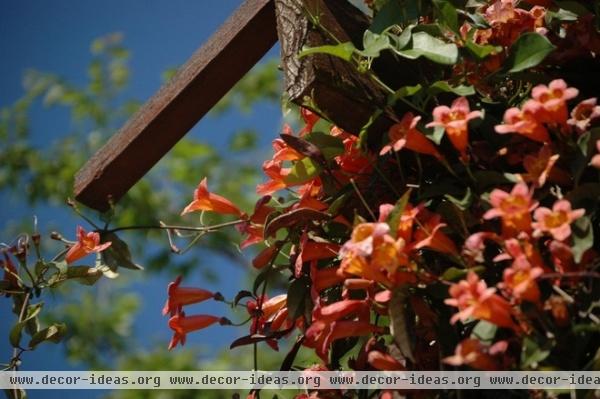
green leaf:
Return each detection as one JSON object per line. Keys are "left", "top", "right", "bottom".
{"left": 388, "top": 25, "right": 414, "bottom": 51}
{"left": 298, "top": 42, "right": 356, "bottom": 62}
{"left": 441, "top": 266, "right": 484, "bottom": 282}
{"left": 287, "top": 276, "right": 311, "bottom": 321}
{"left": 28, "top": 323, "right": 67, "bottom": 348}
{"left": 521, "top": 336, "right": 551, "bottom": 369}
{"left": 504, "top": 32, "right": 555, "bottom": 73}
{"left": 388, "top": 84, "right": 422, "bottom": 106}
{"left": 283, "top": 158, "right": 321, "bottom": 185}
{"left": 359, "top": 31, "right": 391, "bottom": 58}
{"left": 465, "top": 40, "right": 501, "bottom": 60}
{"left": 433, "top": 0, "right": 459, "bottom": 33}
{"left": 444, "top": 187, "right": 473, "bottom": 210}
{"left": 395, "top": 32, "right": 458, "bottom": 65}
{"left": 66, "top": 266, "right": 103, "bottom": 286}
{"left": 571, "top": 216, "right": 594, "bottom": 263}
{"left": 100, "top": 232, "right": 143, "bottom": 271}
{"left": 387, "top": 189, "right": 412, "bottom": 238}
{"left": 429, "top": 81, "right": 475, "bottom": 96}
{"left": 9, "top": 322, "right": 24, "bottom": 348}
{"left": 304, "top": 131, "right": 345, "bottom": 160}
{"left": 471, "top": 320, "right": 497, "bottom": 344}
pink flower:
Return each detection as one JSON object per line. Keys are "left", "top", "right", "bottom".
{"left": 483, "top": 183, "right": 539, "bottom": 236}
{"left": 444, "top": 271, "right": 516, "bottom": 329}
{"left": 591, "top": 140, "right": 600, "bottom": 169}
{"left": 498, "top": 256, "right": 543, "bottom": 303}
{"left": 65, "top": 226, "right": 111, "bottom": 264}
{"left": 532, "top": 199, "right": 585, "bottom": 241}
{"left": 531, "top": 79, "right": 579, "bottom": 124}
{"left": 495, "top": 100, "right": 549, "bottom": 143}
{"left": 426, "top": 97, "right": 482, "bottom": 160}
{"left": 568, "top": 98, "right": 600, "bottom": 134}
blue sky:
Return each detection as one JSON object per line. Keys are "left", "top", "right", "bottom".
{"left": 1, "top": 1, "right": 283, "bottom": 397}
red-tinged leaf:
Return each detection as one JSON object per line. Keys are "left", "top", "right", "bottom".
{"left": 264, "top": 208, "right": 330, "bottom": 238}
{"left": 280, "top": 134, "right": 327, "bottom": 167}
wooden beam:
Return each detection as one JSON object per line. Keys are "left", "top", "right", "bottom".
{"left": 74, "top": 0, "right": 278, "bottom": 211}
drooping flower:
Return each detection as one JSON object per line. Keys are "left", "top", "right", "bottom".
{"left": 498, "top": 256, "right": 543, "bottom": 303}
{"left": 495, "top": 101, "right": 550, "bottom": 143}
{"left": 181, "top": 178, "right": 244, "bottom": 217}
{"left": 380, "top": 112, "right": 442, "bottom": 160}
{"left": 256, "top": 160, "right": 291, "bottom": 196}
{"left": 237, "top": 196, "right": 274, "bottom": 249}
{"left": 2, "top": 252, "right": 18, "bottom": 286}
{"left": 568, "top": 98, "right": 600, "bottom": 134}
{"left": 531, "top": 79, "right": 579, "bottom": 125}
{"left": 426, "top": 97, "right": 482, "bottom": 161}
{"left": 443, "top": 338, "right": 508, "bottom": 370}
{"left": 162, "top": 276, "right": 217, "bottom": 317}
{"left": 532, "top": 199, "right": 585, "bottom": 241}
{"left": 65, "top": 226, "right": 111, "bottom": 264}
{"left": 168, "top": 313, "right": 224, "bottom": 350}
{"left": 412, "top": 212, "right": 459, "bottom": 256}
{"left": 444, "top": 271, "right": 516, "bottom": 329}
{"left": 483, "top": 183, "right": 538, "bottom": 236}
{"left": 521, "top": 145, "right": 559, "bottom": 187}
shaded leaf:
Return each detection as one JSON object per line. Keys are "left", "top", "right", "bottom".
{"left": 229, "top": 327, "right": 294, "bottom": 349}
{"left": 283, "top": 158, "right": 321, "bottom": 185}
{"left": 280, "top": 335, "right": 305, "bottom": 371}
{"left": 433, "top": 0, "right": 459, "bottom": 33}
{"left": 395, "top": 32, "right": 458, "bottom": 65}
{"left": 470, "top": 320, "right": 497, "bottom": 344}
{"left": 388, "top": 285, "right": 414, "bottom": 362}
{"left": 441, "top": 266, "right": 484, "bottom": 282}
{"left": 304, "top": 131, "right": 344, "bottom": 160}
{"left": 287, "top": 276, "right": 311, "bottom": 321}
{"left": 359, "top": 31, "right": 391, "bottom": 58}
{"left": 280, "top": 134, "right": 326, "bottom": 167}
{"left": 66, "top": 266, "right": 103, "bottom": 286}
{"left": 100, "top": 232, "right": 143, "bottom": 271}
{"left": 429, "top": 81, "right": 475, "bottom": 96}
{"left": 387, "top": 189, "right": 411, "bottom": 238}
{"left": 504, "top": 32, "right": 555, "bottom": 73}
{"left": 233, "top": 290, "right": 254, "bottom": 307}
{"left": 28, "top": 323, "right": 67, "bottom": 348}
{"left": 571, "top": 216, "right": 594, "bottom": 263}
{"left": 521, "top": 336, "right": 551, "bottom": 369}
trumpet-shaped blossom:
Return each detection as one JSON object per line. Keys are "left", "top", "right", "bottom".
{"left": 426, "top": 97, "right": 482, "bottom": 160}
{"left": 181, "top": 178, "right": 244, "bottom": 217}
{"left": 380, "top": 113, "right": 442, "bottom": 160}
{"left": 65, "top": 226, "right": 111, "bottom": 264}
{"left": 568, "top": 98, "right": 600, "bottom": 134}
{"left": 531, "top": 79, "right": 579, "bottom": 124}
{"left": 521, "top": 145, "right": 559, "bottom": 187}
{"left": 168, "top": 313, "right": 224, "bottom": 350}
{"left": 443, "top": 338, "right": 508, "bottom": 370}
{"left": 532, "top": 199, "right": 585, "bottom": 241}
{"left": 162, "top": 276, "right": 217, "bottom": 317}
{"left": 237, "top": 196, "right": 275, "bottom": 249}
{"left": 367, "top": 350, "right": 406, "bottom": 371}
{"left": 2, "top": 252, "right": 18, "bottom": 286}
{"left": 495, "top": 101, "right": 549, "bottom": 143}
{"left": 444, "top": 271, "right": 515, "bottom": 329}
{"left": 499, "top": 256, "right": 543, "bottom": 303}
{"left": 483, "top": 183, "right": 538, "bottom": 236}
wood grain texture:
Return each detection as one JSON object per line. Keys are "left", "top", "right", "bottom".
{"left": 74, "top": 0, "right": 277, "bottom": 211}
{"left": 275, "top": 0, "right": 395, "bottom": 139}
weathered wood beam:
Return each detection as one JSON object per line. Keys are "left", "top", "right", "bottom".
{"left": 74, "top": 0, "right": 278, "bottom": 211}
{"left": 275, "top": 0, "right": 397, "bottom": 141}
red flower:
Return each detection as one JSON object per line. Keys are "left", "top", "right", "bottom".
{"left": 380, "top": 112, "right": 442, "bottom": 160}
{"left": 568, "top": 98, "right": 600, "bottom": 134}
{"left": 532, "top": 199, "right": 585, "bottom": 241}
{"left": 367, "top": 350, "right": 406, "bottom": 370}
{"left": 444, "top": 271, "right": 516, "bottom": 329}
{"left": 426, "top": 97, "right": 482, "bottom": 161}
{"left": 168, "top": 313, "right": 223, "bottom": 350}
{"left": 483, "top": 183, "right": 538, "bottom": 236}
{"left": 181, "top": 178, "right": 244, "bottom": 217}
{"left": 162, "top": 276, "right": 217, "bottom": 317}
{"left": 443, "top": 338, "right": 508, "bottom": 370}
{"left": 65, "top": 226, "right": 111, "bottom": 264}
{"left": 521, "top": 145, "right": 559, "bottom": 187}
{"left": 237, "top": 196, "right": 274, "bottom": 249}
{"left": 495, "top": 101, "right": 549, "bottom": 143}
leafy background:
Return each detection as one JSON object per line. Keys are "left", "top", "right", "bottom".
{"left": 0, "top": 1, "right": 301, "bottom": 398}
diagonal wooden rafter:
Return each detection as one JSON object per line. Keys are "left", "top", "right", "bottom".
{"left": 74, "top": 0, "right": 278, "bottom": 211}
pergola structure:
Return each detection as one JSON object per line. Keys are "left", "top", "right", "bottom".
{"left": 74, "top": 0, "right": 403, "bottom": 211}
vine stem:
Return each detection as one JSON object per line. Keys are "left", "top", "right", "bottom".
{"left": 9, "top": 290, "right": 31, "bottom": 399}
{"left": 350, "top": 178, "right": 377, "bottom": 221}
{"left": 103, "top": 219, "right": 245, "bottom": 234}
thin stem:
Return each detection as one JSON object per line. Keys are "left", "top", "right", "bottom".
{"left": 350, "top": 178, "right": 377, "bottom": 221}
{"left": 10, "top": 291, "right": 31, "bottom": 373}
{"left": 104, "top": 219, "right": 245, "bottom": 234}
{"left": 373, "top": 163, "right": 401, "bottom": 197}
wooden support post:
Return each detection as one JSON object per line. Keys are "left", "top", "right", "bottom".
{"left": 74, "top": 0, "right": 277, "bottom": 211}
